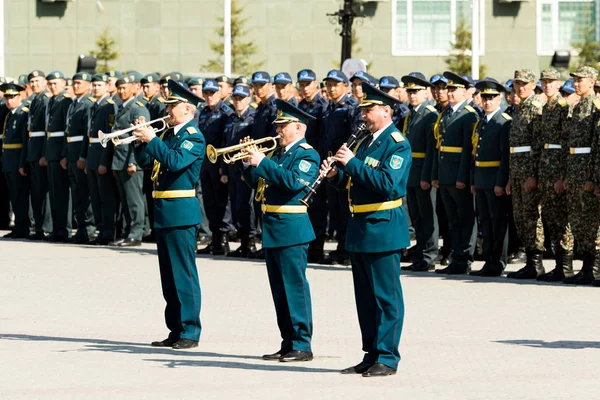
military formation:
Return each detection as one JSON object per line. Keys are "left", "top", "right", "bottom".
{"left": 1, "top": 66, "right": 600, "bottom": 290}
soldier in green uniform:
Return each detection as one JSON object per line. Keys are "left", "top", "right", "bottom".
{"left": 85, "top": 74, "right": 118, "bottom": 245}
{"left": 215, "top": 75, "right": 234, "bottom": 106}
{"left": 323, "top": 83, "right": 411, "bottom": 377}
{"left": 505, "top": 69, "right": 545, "bottom": 279}
{"left": 469, "top": 80, "right": 511, "bottom": 276}
{"left": 1, "top": 83, "right": 30, "bottom": 238}
{"left": 399, "top": 73, "right": 439, "bottom": 271}
{"left": 105, "top": 70, "right": 123, "bottom": 106}
{"left": 534, "top": 69, "right": 575, "bottom": 281}
{"left": 109, "top": 75, "right": 151, "bottom": 247}
{"left": 126, "top": 71, "right": 146, "bottom": 105}
{"left": 431, "top": 72, "right": 479, "bottom": 274}
{"left": 134, "top": 80, "right": 205, "bottom": 349}
{"left": 241, "top": 99, "right": 319, "bottom": 362}
{"left": 26, "top": 70, "right": 52, "bottom": 240}
{"left": 187, "top": 77, "right": 205, "bottom": 98}
{"left": 44, "top": 71, "right": 73, "bottom": 242}
{"left": 64, "top": 72, "right": 96, "bottom": 243}
{"left": 563, "top": 66, "right": 600, "bottom": 285}
{"left": 159, "top": 72, "right": 183, "bottom": 102}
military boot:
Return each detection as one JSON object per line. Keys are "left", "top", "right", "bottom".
{"left": 506, "top": 250, "right": 538, "bottom": 279}
{"left": 537, "top": 249, "right": 573, "bottom": 282}
{"left": 212, "top": 232, "right": 230, "bottom": 256}
{"left": 564, "top": 252, "right": 594, "bottom": 285}
{"left": 307, "top": 236, "right": 326, "bottom": 263}
{"left": 227, "top": 234, "right": 254, "bottom": 258}
{"left": 197, "top": 234, "right": 215, "bottom": 254}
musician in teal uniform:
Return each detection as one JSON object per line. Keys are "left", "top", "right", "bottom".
{"left": 241, "top": 99, "right": 320, "bottom": 362}
{"left": 322, "top": 82, "right": 411, "bottom": 377}
{"left": 470, "top": 80, "right": 512, "bottom": 277}
{"left": 1, "top": 83, "right": 30, "bottom": 238}
{"left": 431, "top": 72, "right": 479, "bottom": 274}
{"left": 134, "top": 80, "right": 205, "bottom": 350}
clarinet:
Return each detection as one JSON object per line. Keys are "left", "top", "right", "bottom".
{"left": 300, "top": 123, "right": 369, "bottom": 207}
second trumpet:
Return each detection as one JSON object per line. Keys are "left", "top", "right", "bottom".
{"left": 207, "top": 135, "right": 281, "bottom": 164}
{"left": 98, "top": 116, "right": 170, "bottom": 148}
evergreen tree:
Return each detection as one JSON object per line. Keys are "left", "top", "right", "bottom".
{"left": 445, "top": 19, "right": 487, "bottom": 77}
{"left": 202, "top": 0, "right": 263, "bottom": 74}
{"left": 89, "top": 29, "right": 120, "bottom": 73}
{"left": 571, "top": 24, "right": 600, "bottom": 70}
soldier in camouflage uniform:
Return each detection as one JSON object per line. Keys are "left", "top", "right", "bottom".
{"left": 565, "top": 66, "right": 600, "bottom": 285}
{"left": 535, "top": 68, "right": 575, "bottom": 282}
{"left": 505, "top": 69, "right": 545, "bottom": 279}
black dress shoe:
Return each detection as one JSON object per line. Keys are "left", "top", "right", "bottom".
{"left": 5, "top": 231, "right": 29, "bottom": 239}
{"left": 262, "top": 350, "right": 287, "bottom": 361}
{"left": 341, "top": 361, "right": 373, "bottom": 374}
{"left": 470, "top": 262, "right": 503, "bottom": 277}
{"left": 47, "top": 234, "right": 69, "bottom": 243}
{"left": 108, "top": 238, "right": 125, "bottom": 246}
{"left": 362, "top": 362, "right": 396, "bottom": 377}
{"left": 172, "top": 339, "right": 198, "bottom": 349}
{"left": 506, "top": 266, "right": 536, "bottom": 279}
{"left": 118, "top": 238, "right": 142, "bottom": 247}
{"left": 400, "top": 265, "right": 413, "bottom": 271}
{"left": 91, "top": 236, "right": 112, "bottom": 246}
{"left": 70, "top": 236, "right": 90, "bottom": 244}
{"left": 28, "top": 232, "right": 46, "bottom": 241}
{"left": 410, "top": 260, "right": 435, "bottom": 272}
{"left": 151, "top": 337, "right": 178, "bottom": 347}
{"left": 436, "top": 263, "right": 468, "bottom": 275}
{"left": 3, "top": 231, "right": 15, "bottom": 238}
{"left": 279, "top": 350, "right": 313, "bottom": 362}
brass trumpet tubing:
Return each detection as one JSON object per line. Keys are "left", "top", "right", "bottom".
{"left": 207, "top": 135, "right": 281, "bottom": 164}
{"left": 97, "top": 116, "right": 170, "bottom": 148}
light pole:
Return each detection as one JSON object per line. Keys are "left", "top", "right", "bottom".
{"left": 471, "top": 0, "right": 479, "bottom": 79}
{"left": 224, "top": 0, "right": 232, "bottom": 76}
{"left": 327, "top": 0, "right": 364, "bottom": 67}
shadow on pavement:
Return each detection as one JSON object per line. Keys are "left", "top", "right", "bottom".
{"left": 144, "top": 358, "right": 340, "bottom": 373}
{"left": 495, "top": 339, "right": 600, "bottom": 349}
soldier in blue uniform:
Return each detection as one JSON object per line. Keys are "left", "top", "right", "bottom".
{"left": 241, "top": 99, "right": 319, "bottom": 362}
{"left": 1, "top": 83, "right": 30, "bottom": 238}
{"left": 25, "top": 70, "right": 52, "bottom": 240}
{"left": 222, "top": 85, "right": 257, "bottom": 257}
{"left": 432, "top": 72, "right": 479, "bottom": 274}
{"left": 134, "top": 80, "right": 205, "bottom": 350}
{"left": 64, "top": 72, "right": 96, "bottom": 243}
{"left": 398, "top": 73, "right": 439, "bottom": 271}
{"left": 350, "top": 71, "right": 377, "bottom": 103}
{"left": 469, "top": 80, "right": 511, "bottom": 276}
{"left": 322, "top": 82, "right": 411, "bottom": 377}
{"left": 85, "top": 74, "right": 119, "bottom": 245}
{"left": 251, "top": 71, "right": 278, "bottom": 140}
{"left": 273, "top": 72, "right": 298, "bottom": 106}
{"left": 109, "top": 75, "right": 151, "bottom": 247}
{"left": 44, "top": 71, "right": 73, "bottom": 242}
{"left": 379, "top": 76, "right": 409, "bottom": 130}
{"left": 322, "top": 69, "right": 358, "bottom": 265}
{"left": 297, "top": 69, "right": 330, "bottom": 262}
{"left": 196, "top": 79, "right": 234, "bottom": 255}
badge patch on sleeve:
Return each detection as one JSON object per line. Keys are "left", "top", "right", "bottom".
{"left": 389, "top": 154, "right": 404, "bottom": 170}
{"left": 181, "top": 140, "right": 194, "bottom": 151}
{"left": 298, "top": 160, "right": 311, "bottom": 173}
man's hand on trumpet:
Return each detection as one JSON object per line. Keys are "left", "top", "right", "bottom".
{"left": 239, "top": 136, "right": 265, "bottom": 167}
{"left": 132, "top": 116, "right": 157, "bottom": 144}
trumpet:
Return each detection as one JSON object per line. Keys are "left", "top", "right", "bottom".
{"left": 206, "top": 135, "right": 280, "bottom": 164}
{"left": 98, "top": 116, "right": 170, "bottom": 148}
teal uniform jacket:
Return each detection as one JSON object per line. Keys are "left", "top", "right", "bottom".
{"left": 471, "top": 110, "right": 511, "bottom": 190}
{"left": 242, "top": 138, "right": 320, "bottom": 248}
{"left": 111, "top": 98, "right": 150, "bottom": 170}
{"left": 138, "top": 120, "right": 205, "bottom": 229}
{"left": 64, "top": 94, "right": 95, "bottom": 162}
{"left": 85, "top": 95, "right": 117, "bottom": 170}
{"left": 404, "top": 104, "right": 438, "bottom": 187}
{"left": 2, "top": 105, "right": 29, "bottom": 172}
{"left": 336, "top": 123, "right": 412, "bottom": 253}
{"left": 432, "top": 102, "right": 479, "bottom": 185}
{"left": 44, "top": 91, "right": 73, "bottom": 162}
{"left": 26, "top": 89, "right": 51, "bottom": 162}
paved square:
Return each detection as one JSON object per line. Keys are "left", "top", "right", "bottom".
{"left": 1, "top": 234, "right": 599, "bottom": 399}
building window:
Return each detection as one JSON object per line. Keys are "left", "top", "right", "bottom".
{"left": 392, "top": 0, "right": 485, "bottom": 56}
{"left": 537, "top": 0, "right": 598, "bottom": 56}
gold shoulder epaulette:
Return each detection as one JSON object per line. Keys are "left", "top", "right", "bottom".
{"left": 186, "top": 126, "right": 197, "bottom": 135}
{"left": 136, "top": 101, "right": 145, "bottom": 107}
{"left": 63, "top": 93, "right": 72, "bottom": 99}
{"left": 299, "top": 143, "right": 312, "bottom": 150}
{"left": 501, "top": 112, "right": 512, "bottom": 121}
{"left": 44, "top": 92, "right": 52, "bottom": 98}
{"left": 594, "top": 98, "right": 600, "bottom": 110}
{"left": 21, "top": 106, "right": 29, "bottom": 113}
{"left": 426, "top": 105, "right": 437, "bottom": 113}
{"left": 158, "top": 97, "right": 165, "bottom": 103}
{"left": 143, "top": 97, "right": 149, "bottom": 102}
{"left": 464, "top": 105, "right": 476, "bottom": 113}
{"left": 250, "top": 102, "right": 258, "bottom": 109}
{"left": 106, "top": 98, "right": 115, "bottom": 104}
{"left": 88, "top": 97, "right": 97, "bottom": 103}
{"left": 558, "top": 98, "right": 567, "bottom": 107}
{"left": 391, "top": 131, "right": 405, "bottom": 143}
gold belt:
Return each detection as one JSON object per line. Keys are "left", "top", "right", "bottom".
{"left": 2, "top": 143, "right": 23, "bottom": 150}
{"left": 152, "top": 189, "right": 196, "bottom": 199}
{"left": 475, "top": 161, "right": 500, "bottom": 167}
{"left": 261, "top": 204, "right": 307, "bottom": 213}
{"left": 412, "top": 152, "right": 426, "bottom": 159}
{"left": 439, "top": 146, "right": 462, "bottom": 153}
{"left": 349, "top": 198, "right": 403, "bottom": 213}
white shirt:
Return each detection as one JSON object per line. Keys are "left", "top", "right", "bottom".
{"left": 173, "top": 121, "right": 186, "bottom": 135}
{"left": 369, "top": 121, "right": 393, "bottom": 146}
{"left": 284, "top": 137, "right": 302, "bottom": 153}
{"left": 122, "top": 97, "right": 135, "bottom": 108}
{"left": 412, "top": 104, "right": 422, "bottom": 113}
{"left": 451, "top": 99, "right": 466, "bottom": 113}
{"left": 485, "top": 108, "right": 501, "bottom": 122}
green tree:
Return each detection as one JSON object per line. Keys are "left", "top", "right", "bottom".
{"left": 445, "top": 19, "right": 487, "bottom": 77}
{"left": 89, "top": 29, "right": 119, "bottom": 73}
{"left": 202, "top": 0, "right": 263, "bottom": 75}
{"left": 571, "top": 24, "right": 600, "bottom": 70}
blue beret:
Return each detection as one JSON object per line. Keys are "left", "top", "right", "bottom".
{"left": 274, "top": 98, "right": 315, "bottom": 125}
{"left": 323, "top": 69, "right": 348, "bottom": 84}
{"left": 202, "top": 79, "right": 220, "bottom": 92}
{"left": 379, "top": 76, "right": 400, "bottom": 89}
{"left": 252, "top": 71, "right": 271, "bottom": 84}
{"left": 273, "top": 72, "right": 293, "bottom": 84}
{"left": 297, "top": 69, "right": 316, "bottom": 82}
{"left": 232, "top": 85, "right": 251, "bottom": 98}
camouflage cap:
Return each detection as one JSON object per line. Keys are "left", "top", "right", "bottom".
{"left": 569, "top": 66, "right": 598, "bottom": 80}
{"left": 540, "top": 68, "right": 561, "bottom": 80}
{"left": 513, "top": 69, "right": 536, "bottom": 83}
